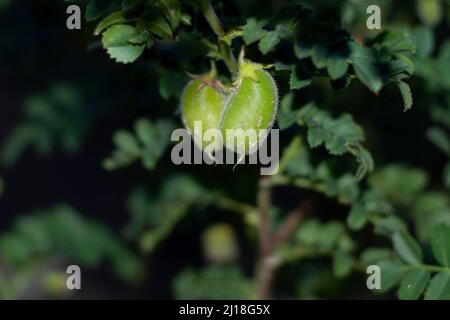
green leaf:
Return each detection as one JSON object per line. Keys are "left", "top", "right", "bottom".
{"left": 296, "top": 219, "right": 321, "bottom": 244}
{"left": 350, "top": 42, "right": 383, "bottom": 93}
{"left": 86, "top": 0, "right": 111, "bottom": 22}
{"left": 311, "top": 46, "right": 328, "bottom": 69}
{"left": 378, "top": 259, "right": 407, "bottom": 293}
{"left": 113, "top": 130, "right": 141, "bottom": 156}
{"left": 102, "top": 25, "right": 139, "bottom": 47}
{"left": 444, "top": 162, "right": 450, "bottom": 188}
{"left": 295, "top": 104, "right": 372, "bottom": 180}
{"left": 122, "top": 0, "right": 143, "bottom": 11}
{"left": 242, "top": 18, "right": 267, "bottom": 45}
{"left": 102, "top": 25, "right": 148, "bottom": 64}
{"left": 153, "top": 0, "right": 181, "bottom": 30}
{"left": 0, "top": 204, "right": 144, "bottom": 283}
{"left": 430, "top": 224, "right": 450, "bottom": 267}
{"left": 173, "top": 265, "right": 252, "bottom": 299}
{"left": 369, "top": 164, "right": 428, "bottom": 205}
{"left": 94, "top": 11, "right": 125, "bottom": 35}
{"left": 333, "top": 251, "right": 353, "bottom": 278}
{"left": 397, "top": 81, "right": 413, "bottom": 111}
{"left": 427, "top": 127, "right": 450, "bottom": 155}
{"left": 106, "top": 45, "right": 145, "bottom": 64}
{"left": 258, "top": 31, "right": 280, "bottom": 55}
{"left": 318, "top": 222, "right": 345, "bottom": 251}
{"left": 294, "top": 42, "right": 313, "bottom": 59}
{"left": 424, "top": 272, "right": 450, "bottom": 300}
{"left": 398, "top": 269, "right": 430, "bottom": 300}
{"left": 277, "top": 93, "right": 296, "bottom": 130}
{"left": 392, "top": 231, "right": 423, "bottom": 265}
{"left": 396, "top": 54, "right": 414, "bottom": 75}
{"left": 336, "top": 174, "right": 360, "bottom": 204}
{"left": 408, "top": 26, "right": 434, "bottom": 58}
{"left": 158, "top": 71, "right": 187, "bottom": 99}
{"left": 347, "top": 204, "right": 370, "bottom": 231}
{"left": 327, "top": 56, "right": 348, "bottom": 80}
{"left": 103, "top": 118, "right": 175, "bottom": 171}
{"left": 289, "top": 67, "right": 312, "bottom": 90}
{"left": 377, "top": 31, "right": 416, "bottom": 54}
{"left": 360, "top": 248, "right": 392, "bottom": 265}
{"left": 143, "top": 10, "right": 173, "bottom": 38}
{"left": 375, "top": 217, "right": 408, "bottom": 236}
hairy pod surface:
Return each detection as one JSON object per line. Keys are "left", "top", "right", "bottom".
{"left": 181, "top": 77, "right": 226, "bottom": 149}
{"left": 220, "top": 61, "right": 278, "bottom": 156}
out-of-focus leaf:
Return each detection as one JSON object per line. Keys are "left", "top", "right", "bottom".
{"left": 333, "top": 251, "right": 353, "bottom": 278}
{"left": 258, "top": 31, "right": 280, "bottom": 54}
{"left": 360, "top": 248, "right": 392, "bottom": 265}
{"left": 369, "top": 165, "right": 428, "bottom": 205}
{"left": 398, "top": 269, "right": 430, "bottom": 300}
{"left": 86, "top": 0, "right": 111, "bottom": 22}
{"left": 350, "top": 42, "right": 383, "bottom": 93}
{"left": 378, "top": 259, "right": 407, "bottom": 293}
{"left": 173, "top": 265, "right": 253, "bottom": 299}
{"left": 392, "top": 231, "right": 423, "bottom": 265}
{"left": 242, "top": 18, "right": 267, "bottom": 45}
{"left": 424, "top": 272, "right": 450, "bottom": 300}
{"left": 427, "top": 127, "right": 450, "bottom": 155}
{"left": 430, "top": 224, "right": 450, "bottom": 267}
{"left": 327, "top": 56, "right": 348, "bottom": 80}
{"left": 0, "top": 204, "right": 144, "bottom": 283}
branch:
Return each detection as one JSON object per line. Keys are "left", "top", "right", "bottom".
{"left": 272, "top": 200, "right": 312, "bottom": 248}
{"left": 256, "top": 176, "right": 274, "bottom": 299}
{"left": 257, "top": 177, "right": 272, "bottom": 257}
{"left": 256, "top": 181, "right": 313, "bottom": 299}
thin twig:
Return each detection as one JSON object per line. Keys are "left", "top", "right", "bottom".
{"left": 199, "top": 0, "right": 238, "bottom": 75}
{"left": 256, "top": 176, "right": 313, "bottom": 299}
{"left": 256, "top": 176, "right": 275, "bottom": 299}
{"left": 272, "top": 200, "right": 312, "bottom": 248}
{"left": 257, "top": 177, "right": 272, "bottom": 257}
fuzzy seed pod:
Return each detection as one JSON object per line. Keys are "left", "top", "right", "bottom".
{"left": 220, "top": 54, "right": 278, "bottom": 157}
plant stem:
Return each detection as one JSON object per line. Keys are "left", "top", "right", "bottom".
{"left": 216, "top": 195, "right": 258, "bottom": 226}
{"left": 255, "top": 175, "right": 314, "bottom": 299}
{"left": 256, "top": 176, "right": 275, "bottom": 299}
{"left": 272, "top": 201, "right": 312, "bottom": 248}
{"left": 199, "top": 0, "right": 238, "bottom": 75}
{"left": 408, "top": 264, "right": 450, "bottom": 273}
{"left": 199, "top": 0, "right": 225, "bottom": 37}
{"left": 219, "top": 42, "right": 238, "bottom": 76}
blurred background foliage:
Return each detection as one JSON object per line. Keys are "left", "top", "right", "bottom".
{"left": 0, "top": 0, "right": 449, "bottom": 299}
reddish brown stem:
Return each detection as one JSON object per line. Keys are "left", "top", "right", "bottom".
{"left": 272, "top": 201, "right": 312, "bottom": 248}
{"left": 256, "top": 176, "right": 313, "bottom": 299}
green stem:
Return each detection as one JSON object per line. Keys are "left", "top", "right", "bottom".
{"left": 219, "top": 41, "right": 238, "bottom": 76}
{"left": 270, "top": 174, "right": 327, "bottom": 194}
{"left": 199, "top": 0, "right": 225, "bottom": 37}
{"left": 407, "top": 264, "right": 450, "bottom": 273}
{"left": 216, "top": 195, "right": 258, "bottom": 226}
{"left": 199, "top": 0, "right": 238, "bottom": 76}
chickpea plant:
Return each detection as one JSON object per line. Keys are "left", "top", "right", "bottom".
{"left": 2, "top": 0, "right": 449, "bottom": 300}
{"left": 84, "top": 0, "right": 449, "bottom": 300}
